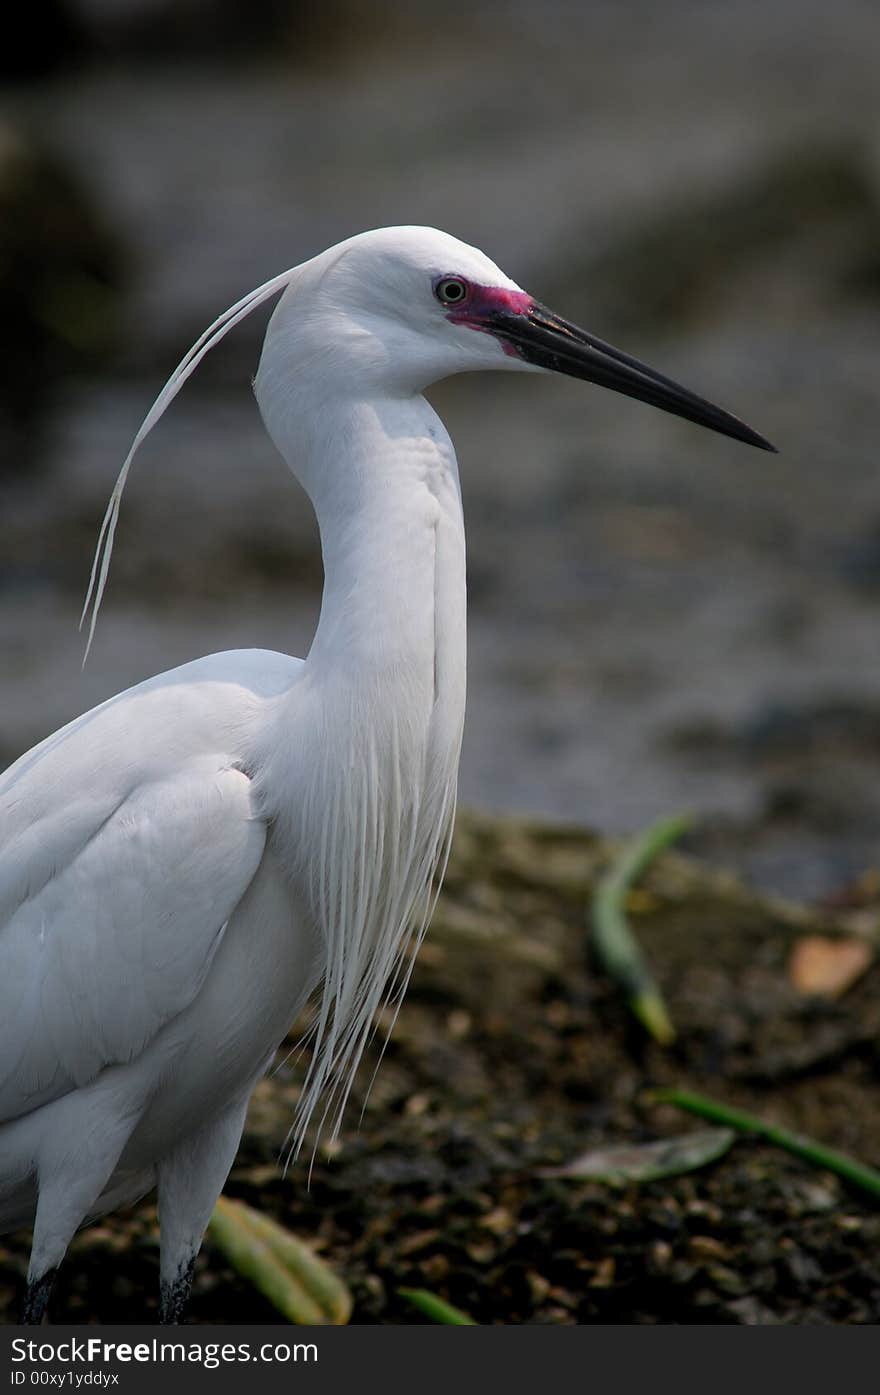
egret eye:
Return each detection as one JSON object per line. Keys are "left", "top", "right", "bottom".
{"left": 434, "top": 276, "right": 469, "bottom": 306}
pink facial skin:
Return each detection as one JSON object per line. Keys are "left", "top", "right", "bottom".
{"left": 444, "top": 282, "right": 534, "bottom": 357}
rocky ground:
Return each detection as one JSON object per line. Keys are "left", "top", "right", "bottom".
{"left": 2, "top": 811, "right": 878, "bottom": 1325}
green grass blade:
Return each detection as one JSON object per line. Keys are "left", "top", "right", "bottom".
{"left": 397, "top": 1288, "right": 477, "bottom": 1325}
{"left": 208, "top": 1195, "right": 352, "bottom": 1324}
{"left": 652, "top": 1087, "right": 880, "bottom": 1201}
{"left": 591, "top": 813, "right": 692, "bottom": 1045}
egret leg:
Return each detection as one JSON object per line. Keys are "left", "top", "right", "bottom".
{"left": 157, "top": 1091, "right": 251, "bottom": 1324}
{"left": 25, "top": 1090, "right": 143, "bottom": 1325}
{"left": 158, "top": 1256, "right": 196, "bottom": 1326}
{"left": 20, "top": 1267, "right": 57, "bottom": 1325}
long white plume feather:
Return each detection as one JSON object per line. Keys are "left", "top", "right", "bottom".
{"left": 270, "top": 693, "right": 462, "bottom": 1171}
{"left": 80, "top": 268, "right": 295, "bottom": 662}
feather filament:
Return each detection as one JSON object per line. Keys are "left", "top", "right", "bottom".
{"left": 284, "top": 700, "right": 461, "bottom": 1168}
{"left": 80, "top": 269, "right": 296, "bottom": 662}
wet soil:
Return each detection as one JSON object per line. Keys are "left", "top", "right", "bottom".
{"left": 2, "top": 810, "right": 879, "bottom": 1326}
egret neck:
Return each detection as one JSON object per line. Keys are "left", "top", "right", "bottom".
{"left": 253, "top": 375, "right": 467, "bottom": 1138}
{"left": 256, "top": 373, "right": 467, "bottom": 705}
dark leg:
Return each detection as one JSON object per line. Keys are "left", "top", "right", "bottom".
{"left": 20, "top": 1268, "right": 57, "bottom": 1325}
{"left": 157, "top": 1093, "right": 250, "bottom": 1327}
{"left": 158, "top": 1256, "right": 195, "bottom": 1325}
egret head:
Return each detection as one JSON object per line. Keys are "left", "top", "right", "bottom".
{"left": 82, "top": 225, "right": 773, "bottom": 658}
{"left": 259, "top": 225, "right": 774, "bottom": 451}
{"left": 257, "top": 225, "right": 529, "bottom": 396}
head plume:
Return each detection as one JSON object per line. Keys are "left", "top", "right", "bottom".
{"left": 80, "top": 267, "right": 296, "bottom": 661}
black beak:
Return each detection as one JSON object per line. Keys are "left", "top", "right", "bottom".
{"left": 483, "top": 302, "right": 776, "bottom": 452}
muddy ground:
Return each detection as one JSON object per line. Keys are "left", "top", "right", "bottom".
{"left": 2, "top": 809, "right": 879, "bottom": 1326}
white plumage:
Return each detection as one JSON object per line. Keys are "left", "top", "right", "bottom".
{"left": 1, "top": 225, "right": 771, "bottom": 1323}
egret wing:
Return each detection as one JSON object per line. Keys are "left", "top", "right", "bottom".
{"left": 0, "top": 755, "right": 266, "bottom": 1123}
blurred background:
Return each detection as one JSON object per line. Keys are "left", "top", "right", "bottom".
{"left": 4, "top": 0, "right": 880, "bottom": 902}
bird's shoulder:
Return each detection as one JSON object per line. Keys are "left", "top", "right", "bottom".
{"left": 0, "top": 647, "right": 303, "bottom": 842}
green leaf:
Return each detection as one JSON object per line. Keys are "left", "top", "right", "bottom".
{"left": 591, "top": 813, "right": 692, "bottom": 1044}
{"left": 398, "top": 1288, "right": 477, "bottom": 1325}
{"left": 652, "top": 1087, "right": 880, "bottom": 1202}
{"left": 208, "top": 1195, "right": 352, "bottom": 1324}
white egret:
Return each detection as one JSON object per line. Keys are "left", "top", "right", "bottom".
{"left": 0, "top": 226, "right": 773, "bottom": 1324}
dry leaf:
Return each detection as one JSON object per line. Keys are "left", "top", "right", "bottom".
{"left": 789, "top": 935, "right": 873, "bottom": 999}
{"left": 538, "top": 1127, "right": 734, "bottom": 1184}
